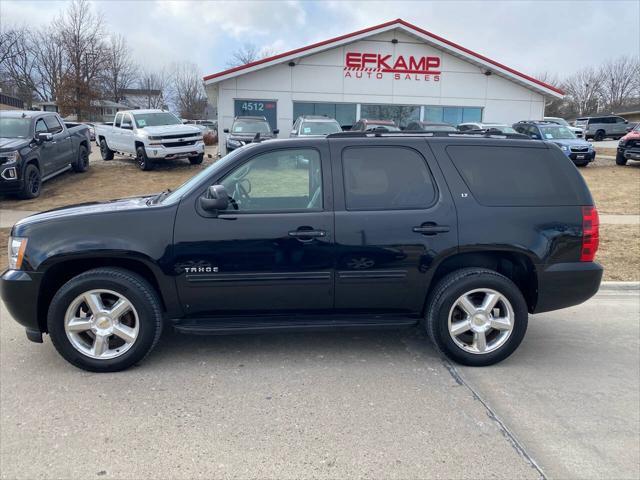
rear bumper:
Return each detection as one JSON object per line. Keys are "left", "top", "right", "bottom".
{"left": 0, "top": 269, "right": 43, "bottom": 335}
{"left": 533, "top": 262, "right": 603, "bottom": 314}
{"left": 145, "top": 141, "right": 205, "bottom": 160}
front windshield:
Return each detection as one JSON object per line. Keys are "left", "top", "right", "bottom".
{"left": 300, "top": 121, "right": 342, "bottom": 135}
{"left": 540, "top": 126, "right": 576, "bottom": 140}
{"left": 232, "top": 120, "right": 271, "bottom": 135}
{"left": 133, "top": 112, "right": 181, "bottom": 128}
{"left": 0, "top": 117, "right": 31, "bottom": 138}
{"left": 159, "top": 146, "right": 253, "bottom": 204}
{"left": 366, "top": 124, "right": 401, "bottom": 132}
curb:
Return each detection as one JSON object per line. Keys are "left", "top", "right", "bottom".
{"left": 599, "top": 282, "right": 640, "bottom": 291}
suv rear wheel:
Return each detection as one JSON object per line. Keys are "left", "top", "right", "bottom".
{"left": 47, "top": 268, "right": 163, "bottom": 372}
{"left": 594, "top": 130, "right": 605, "bottom": 141}
{"left": 425, "top": 268, "right": 528, "bottom": 366}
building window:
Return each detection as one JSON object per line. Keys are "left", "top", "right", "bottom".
{"left": 425, "top": 106, "right": 482, "bottom": 125}
{"left": 293, "top": 102, "right": 356, "bottom": 129}
{"left": 360, "top": 104, "right": 420, "bottom": 129}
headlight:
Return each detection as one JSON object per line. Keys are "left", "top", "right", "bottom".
{"left": 227, "top": 139, "right": 242, "bottom": 147}
{"left": 148, "top": 136, "right": 161, "bottom": 141}
{"left": 619, "top": 139, "right": 627, "bottom": 147}
{"left": 560, "top": 145, "right": 568, "bottom": 151}
{"left": 7, "top": 237, "right": 28, "bottom": 270}
{"left": 1, "top": 151, "right": 20, "bottom": 164}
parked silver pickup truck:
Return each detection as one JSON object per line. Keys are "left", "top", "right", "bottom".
{"left": 95, "top": 109, "right": 205, "bottom": 170}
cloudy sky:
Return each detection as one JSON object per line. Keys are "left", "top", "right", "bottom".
{"left": 2, "top": 0, "right": 639, "bottom": 81}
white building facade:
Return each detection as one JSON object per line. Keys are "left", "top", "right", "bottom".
{"left": 204, "top": 19, "right": 563, "bottom": 152}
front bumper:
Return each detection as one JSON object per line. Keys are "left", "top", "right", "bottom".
{"left": 0, "top": 164, "right": 23, "bottom": 194}
{"left": 1, "top": 269, "right": 44, "bottom": 338}
{"left": 533, "top": 261, "right": 603, "bottom": 314}
{"left": 567, "top": 150, "right": 595, "bottom": 163}
{"left": 145, "top": 141, "right": 205, "bottom": 160}
{"left": 618, "top": 147, "right": 640, "bottom": 161}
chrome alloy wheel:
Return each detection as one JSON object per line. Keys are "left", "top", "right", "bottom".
{"left": 64, "top": 289, "right": 140, "bottom": 360}
{"left": 447, "top": 288, "right": 514, "bottom": 355}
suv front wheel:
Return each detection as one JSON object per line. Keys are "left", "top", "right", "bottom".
{"left": 47, "top": 268, "right": 163, "bottom": 372}
{"left": 425, "top": 268, "right": 528, "bottom": 366}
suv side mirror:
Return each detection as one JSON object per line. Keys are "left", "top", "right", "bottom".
{"left": 200, "top": 185, "right": 229, "bottom": 213}
{"left": 223, "top": 128, "right": 229, "bottom": 133}
{"left": 37, "top": 132, "right": 53, "bottom": 143}
{"left": 273, "top": 129, "right": 279, "bottom": 135}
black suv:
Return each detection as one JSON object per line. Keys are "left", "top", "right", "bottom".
{"left": 1, "top": 132, "right": 603, "bottom": 372}
{"left": 223, "top": 116, "right": 278, "bottom": 153}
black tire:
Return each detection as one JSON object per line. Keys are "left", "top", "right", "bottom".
{"left": 18, "top": 163, "right": 41, "bottom": 199}
{"left": 47, "top": 268, "right": 163, "bottom": 372}
{"left": 189, "top": 153, "right": 204, "bottom": 165}
{"left": 425, "top": 268, "right": 528, "bottom": 367}
{"left": 616, "top": 152, "right": 628, "bottom": 166}
{"left": 594, "top": 130, "right": 605, "bottom": 141}
{"left": 72, "top": 144, "right": 89, "bottom": 172}
{"left": 100, "top": 139, "right": 114, "bottom": 160}
{"left": 136, "top": 146, "right": 154, "bottom": 171}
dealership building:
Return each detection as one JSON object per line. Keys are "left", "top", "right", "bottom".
{"left": 204, "top": 18, "right": 563, "bottom": 149}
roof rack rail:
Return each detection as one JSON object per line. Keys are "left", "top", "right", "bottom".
{"left": 326, "top": 131, "right": 530, "bottom": 140}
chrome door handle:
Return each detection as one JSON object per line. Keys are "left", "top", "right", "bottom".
{"left": 288, "top": 230, "right": 326, "bottom": 238}
{"left": 412, "top": 224, "right": 450, "bottom": 235}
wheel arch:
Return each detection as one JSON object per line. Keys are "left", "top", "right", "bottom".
{"left": 426, "top": 250, "right": 538, "bottom": 314}
{"left": 37, "top": 256, "right": 173, "bottom": 333}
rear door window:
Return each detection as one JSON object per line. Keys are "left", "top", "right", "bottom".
{"left": 342, "top": 146, "right": 436, "bottom": 210}
{"left": 446, "top": 145, "right": 588, "bottom": 206}
{"left": 44, "top": 115, "right": 63, "bottom": 134}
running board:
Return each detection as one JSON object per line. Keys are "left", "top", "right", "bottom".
{"left": 172, "top": 316, "right": 419, "bottom": 335}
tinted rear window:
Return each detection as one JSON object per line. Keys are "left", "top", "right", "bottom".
{"left": 342, "top": 146, "right": 436, "bottom": 210}
{"left": 446, "top": 145, "right": 589, "bottom": 206}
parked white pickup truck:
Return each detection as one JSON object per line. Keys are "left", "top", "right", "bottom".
{"left": 95, "top": 109, "right": 205, "bottom": 170}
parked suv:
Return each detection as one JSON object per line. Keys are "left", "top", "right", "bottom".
{"left": 1, "top": 132, "right": 602, "bottom": 372}
{"left": 0, "top": 111, "right": 91, "bottom": 199}
{"left": 574, "top": 116, "right": 629, "bottom": 141}
{"left": 616, "top": 123, "right": 640, "bottom": 165}
{"left": 350, "top": 119, "right": 401, "bottom": 132}
{"left": 513, "top": 121, "right": 595, "bottom": 166}
{"left": 290, "top": 115, "right": 342, "bottom": 137}
{"left": 223, "top": 116, "right": 278, "bottom": 153}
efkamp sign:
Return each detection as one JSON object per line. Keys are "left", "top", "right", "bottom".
{"left": 344, "top": 52, "right": 441, "bottom": 81}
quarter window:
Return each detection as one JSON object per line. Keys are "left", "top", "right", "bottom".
{"left": 220, "top": 149, "right": 322, "bottom": 211}
{"left": 35, "top": 119, "right": 47, "bottom": 134}
{"left": 342, "top": 147, "right": 436, "bottom": 210}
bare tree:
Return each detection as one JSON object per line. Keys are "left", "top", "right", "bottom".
{"left": 138, "top": 68, "right": 171, "bottom": 109}
{"left": 101, "top": 34, "right": 137, "bottom": 103}
{"left": 562, "top": 67, "right": 603, "bottom": 116}
{"left": 32, "top": 28, "right": 67, "bottom": 102}
{"left": 54, "top": 0, "right": 106, "bottom": 119}
{"left": 225, "top": 43, "right": 274, "bottom": 68}
{"left": 0, "top": 28, "right": 45, "bottom": 107}
{"left": 171, "top": 62, "right": 207, "bottom": 119}
{"left": 536, "top": 71, "right": 565, "bottom": 117}
{"left": 599, "top": 56, "right": 640, "bottom": 111}
{"left": 0, "top": 28, "right": 24, "bottom": 67}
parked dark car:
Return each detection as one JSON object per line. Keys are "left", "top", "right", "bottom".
{"left": 350, "top": 119, "right": 401, "bottom": 132}
{"left": 0, "top": 111, "right": 91, "bottom": 199}
{"left": 223, "top": 116, "right": 278, "bottom": 153}
{"left": 1, "top": 132, "right": 602, "bottom": 372}
{"left": 616, "top": 123, "right": 640, "bottom": 165}
{"left": 405, "top": 121, "right": 456, "bottom": 132}
{"left": 513, "top": 120, "right": 595, "bottom": 166}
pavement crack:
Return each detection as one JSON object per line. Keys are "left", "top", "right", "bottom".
{"left": 443, "top": 360, "right": 548, "bottom": 480}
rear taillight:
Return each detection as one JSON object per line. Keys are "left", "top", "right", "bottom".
{"left": 580, "top": 206, "right": 599, "bottom": 262}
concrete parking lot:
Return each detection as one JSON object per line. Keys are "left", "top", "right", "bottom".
{"left": 1, "top": 289, "right": 638, "bottom": 479}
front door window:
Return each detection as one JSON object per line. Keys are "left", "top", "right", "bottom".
{"left": 220, "top": 149, "right": 323, "bottom": 211}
